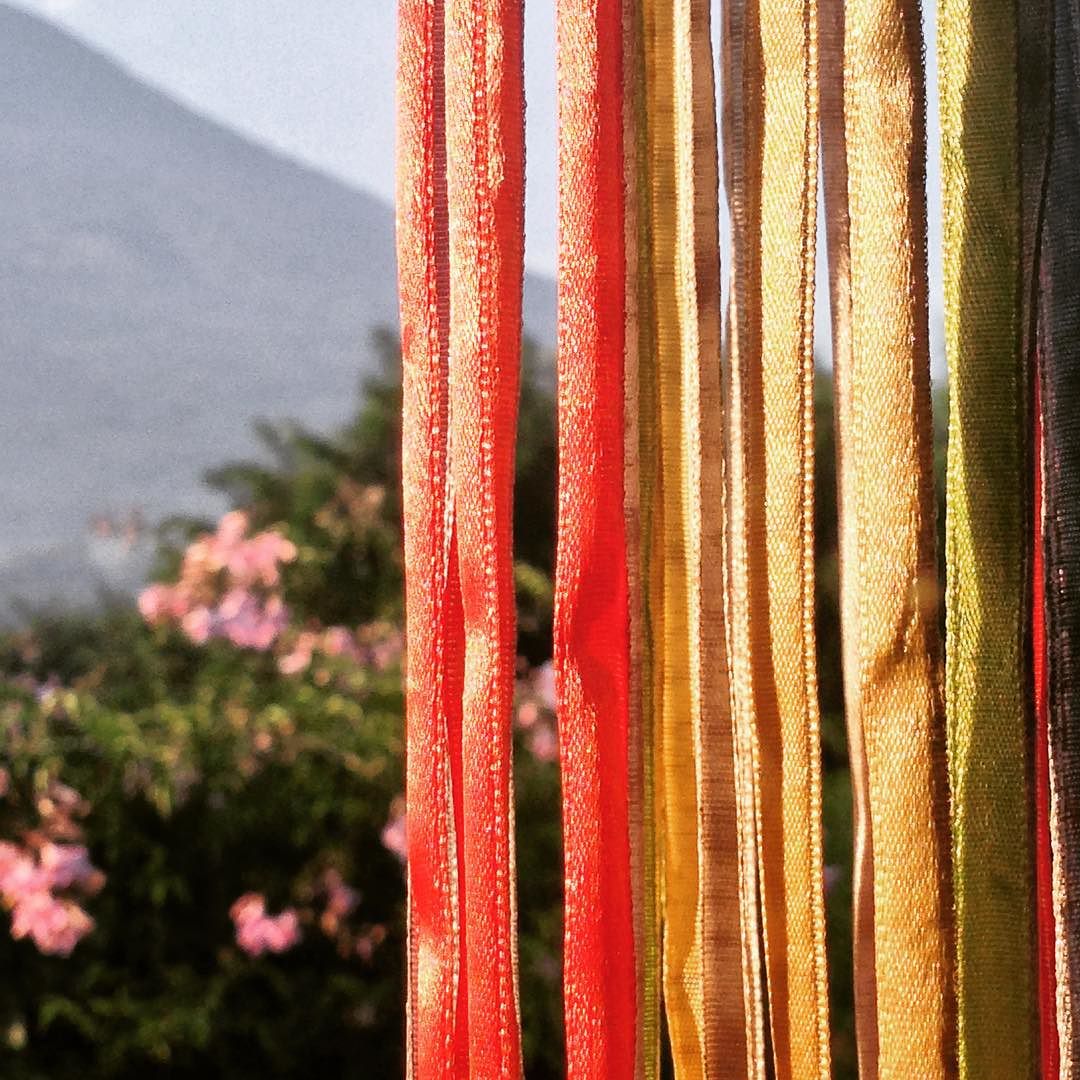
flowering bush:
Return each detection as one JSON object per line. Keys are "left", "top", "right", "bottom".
{"left": 0, "top": 337, "right": 566, "bottom": 1078}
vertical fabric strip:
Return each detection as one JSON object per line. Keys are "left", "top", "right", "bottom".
{"left": 554, "top": 0, "right": 638, "bottom": 1075}
{"left": 819, "top": 0, "right": 956, "bottom": 1075}
{"left": 719, "top": 2, "right": 768, "bottom": 1069}
{"left": 397, "top": 0, "right": 467, "bottom": 1075}
{"left": 622, "top": 0, "right": 655, "bottom": 1073}
{"left": 641, "top": 0, "right": 747, "bottom": 1071}
{"left": 1039, "top": 0, "right": 1080, "bottom": 1068}
{"left": 1034, "top": 390, "right": 1060, "bottom": 1080}
{"left": 723, "top": 0, "right": 832, "bottom": 1074}
{"left": 627, "top": 0, "right": 664, "bottom": 1068}
{"left": 938, "top": 0, "right": 1037, "bottom": 1074}
{"left": 444, "top": 0, "right": 525, "bottom": 1074}
{"left": 672, "top": 0, "right": 747, "bottom": 1073}
{"left": 640, "top": 0, "right": 698, "bottom": 1069}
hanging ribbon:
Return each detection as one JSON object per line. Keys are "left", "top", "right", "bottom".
{"left": 1039, "top": 0, "right": 1080, "bottom": 1069}
{"left": 819, "top": 1, "right": 955, "bottom": 1075}
{"left": 398, "top": 0, "right": 468, "bottom": 1075}
{"left": 719, "top": 2, "right": 767, "bottom": 1069}
{"left": 638, "top": 0, "right": 748, "bottom": 1074}
{"left": 670, "top": 0, "right": 746, "bottom": 1073}
{"left": 554, "top": 0, "right": 638, "bottom": 1076}
{"left": 938, "top": 0, "right": 1037, "bottom": 1073}
{"left": 1034, "top": 388, "right": 1060, "bottom": 1080}
{"left": 623, "top": 0, "right": 660, "bottom": 1071}
{"left": 721, "top": 0, "right": 832, "bottom": 1076}
{"left": 626, "top": 0, "right": 665, "bottom": 1067}
{"left": 444, "top": 0, "right": 525, "bottom": 1074}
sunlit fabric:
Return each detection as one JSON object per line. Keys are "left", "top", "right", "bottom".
{"left": 721, "top": 0, "right": 832, "bottom": 1075}
{"left": 554, "top": 1, "right": 637, "bottom": 1076}
{"left": 397, "top": 0, "right": 467, "bottom": 1075}
{"left": 397, "top": 0, "right": 1077, "bottom": 1075}
{"left": 1038, "top": 0, "right": 1080, "bottom": 1069}
{"left": 938, "top": 0, "right": 1037, "bottom": 1074}
{"left": 820, "top": 0, "right": 955, "bottom": 1075}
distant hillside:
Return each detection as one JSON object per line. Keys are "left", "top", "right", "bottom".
{"left": 0, "top": 3, "right": 555, "bottom": 616}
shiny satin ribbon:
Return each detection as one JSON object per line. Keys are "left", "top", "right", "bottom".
{"left": 1034, "top": 388, "right": 1060, "bottom": 1080}
{"left": 445, "top": 0, "right": 525, "bottom": 1074}
{"left": 1038, "top": 0, "right": 1080, "bottom": 1069}
{"left": 720, "top": 0, "right": 831, "bottom": 1076}
{"left": 938, "top": 0, "right": 1037, "bottom": 1074}
{"left": 819, "top": 2, "right": 955, "bottom": 1075}
{"left": 673, "top": 0, "right": 746, "bottom": 1074}
{"left": 639, "top": 0, "right": 748, "bottom": 1074}
{"left": 623, "top": 0, "right": 659, "bottom": 1071}
{"left": 397, "top": 0, "right": 468, "bottom": 1074}
{"left": 719, "top": 2, "right": 767, "bottom": 1069}
{"left": 554, "top": 0, "right": 638, "bottom": 1075}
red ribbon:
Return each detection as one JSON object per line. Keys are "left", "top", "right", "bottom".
{"left": 397, "top": 0, "right": 469, "bottom": 1075}
{"left": 445, "top": 0, "right": 526, "bottom": 1075}
{"left": 554, "top": 0, "right": 638, "bottom": 1076}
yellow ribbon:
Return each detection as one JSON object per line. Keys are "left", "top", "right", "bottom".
{"left": 721, "top": 1, "right": 831, "bottom": 1077}
{"left": 819, "top": 1, "right": 956, "bottom": 1076}
{"left": 639, "top": 0, "right": 747, "bottom": 1074}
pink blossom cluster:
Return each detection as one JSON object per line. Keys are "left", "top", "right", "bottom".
{"left": 313, "top": 869, "right": 387, "bottom": 962}
{"left": 139, "top": 511, "right": 296, "bottom": 651}
{"left": 278, "top": 625, "right": 363, "bottom": 675}
{"left": 229, "top": 893, "right": 302, "bottom": 957}
{"left": 0, "top": 841, "right": 104, "bottom": 956}
{"left": 381, "top": 800, "right": 408, "bottom": 863}
{"left": 318, "top": 868, "right": 359, "bottom": 937}
{"left": 514, "top": 661, "right": 560, "bottom": 764}
{"left": 277, "top": 622, "right": 403, "bottom": 677}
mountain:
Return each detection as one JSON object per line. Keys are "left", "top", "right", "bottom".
{"left": 0, "top": 3, "right": 555, "bottom": 617}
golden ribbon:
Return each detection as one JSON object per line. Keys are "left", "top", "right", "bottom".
{"left": 638, "top": 0, "right": 746, "bottom": 1074}
{"left": 819, "top": 1, "right": 956, "bottom": 1076}
{"left": 721, "top": 1, "right": 831, "bottom": 1077}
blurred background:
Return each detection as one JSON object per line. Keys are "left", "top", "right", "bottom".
{"left": 0, "top": 2, "right": 949, "bottom": 1076}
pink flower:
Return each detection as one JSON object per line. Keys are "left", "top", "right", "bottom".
{"left": 180, "top": 537, "right": 217, "bottom": 586}
{"left": 381, "top": 805, "right": 408, "bottom": 862}
{"left": 516, "top": 701, "right": 540, "bottom": 730}
{"left": 227, "top": 531, "right": 298, "bottom": 589}
{"left": 10, "top": 893, "right": 94, "bottom": 957}
{"left": 138, "top": 584, "right": 175, "bottom": 625}
{"left": 219, "top": 591, "right": 288, "bottom": 651}
{"left": 0, "top": 843, "right": 38, "bottom": 898}
{"left": 208, "top": 512, "right": 250, "bottom": 566}
{"left": 527, "top": 723, "right": 559, "bottom": 764}
{"left": 355, "top": 923, "right": 387, "bottom": 962}
{"left": 229, "top": 892, "right": 264, "bottom": 926}
{"left": 322, "top": 627, "right": 361, "bottom": 662}
{"left": 0, "top": 845, "right": 47, "bottom": 904}
{"left": 230, "top": 892, "right": 302, "bottom": 957}
{"left": 323, "top": 870, "right": 359, "bottom": 919}
{"left": 278, "top": 631, "right": 317, "bottom": 675}
{"left": 181, "top": 605, "right": 217, "bottom": 645}
{"left": 39, "top": 844, "right": 99, "bottom": 892}
{"left": 533, "top": 662, "right": 557, "bottom": 712}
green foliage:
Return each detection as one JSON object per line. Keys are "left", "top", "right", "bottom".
{"left": 0, "top": 333, "right": 564, "bottom": 1078}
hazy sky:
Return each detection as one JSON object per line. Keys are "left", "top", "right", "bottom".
{"left": 6, "top": 0, "right": 945, "bottom": 368}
